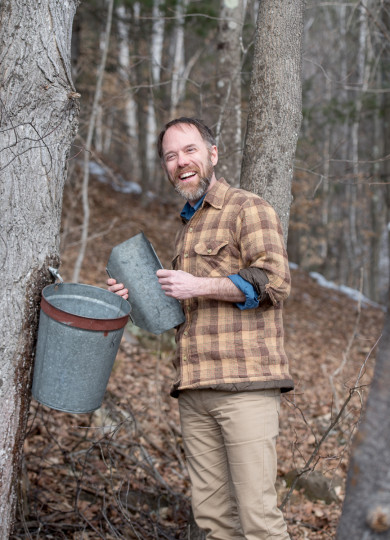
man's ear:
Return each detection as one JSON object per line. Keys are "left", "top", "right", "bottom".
{"left": 211, "top": 145, "right": 218, "bottom": 166}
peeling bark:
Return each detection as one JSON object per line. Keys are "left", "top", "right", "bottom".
{"left": 0, "top": 0, "right": 79, "bottom": 534}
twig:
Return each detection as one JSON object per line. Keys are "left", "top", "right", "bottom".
{"left": 280, "top": 387, "right": 356, "bottom": 511}
{"left": 62, "top": 217, "right": 119, "bottom": 249}
{"left": 281, "top": 327, "right": 380, "bottom": 511}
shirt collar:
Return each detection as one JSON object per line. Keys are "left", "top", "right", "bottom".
{"left": 180, "top": 194, "right": 206, "bottom": 221}
{"left": 203, "top": 178, "right": 230, "bottom": 209}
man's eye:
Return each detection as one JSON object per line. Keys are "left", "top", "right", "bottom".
{"left": 166, "top": 154, "right": 175, "bottom": 161}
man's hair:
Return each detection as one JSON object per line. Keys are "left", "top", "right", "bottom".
{"left": 157, "top": 117, "right": 216, "bottom": 160}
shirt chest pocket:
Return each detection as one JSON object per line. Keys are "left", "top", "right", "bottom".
{"left": 194, "top": 240, "right": 232, "bottom": 277}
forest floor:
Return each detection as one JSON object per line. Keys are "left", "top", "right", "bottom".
{"left": 12, "top": 177, "right": 385, "bottom": 539}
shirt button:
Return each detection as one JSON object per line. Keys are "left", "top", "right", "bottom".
{"left": 189, "top": 227, "right": 193, "bottom": 232}
{"left": 183, "top": 355, "right": 187, "bottom": 362}
{"left": 207, "top": 248, "right": 212, "bottom": 254}
{"left": 184, "top": 253, "right": 189, "bottom": 258}
{"left": 184, "top": 331, "right": 188, "bottom": 336}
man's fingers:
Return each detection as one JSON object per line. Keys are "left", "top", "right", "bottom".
{"left": 107, "top": 280, "right": 129, "bottom": 299}
{"left": 156, "top": 268, "right": 172, "bottom": 278}
{"left": 113, "top": 287, "right": 128, "bottom": 299}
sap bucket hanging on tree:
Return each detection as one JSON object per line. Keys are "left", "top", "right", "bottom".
{"left": 32, "top": 277, "right": 131, "bottom": 414}
{"left": 106, "top": 232, "right": 185, "bottom": 335}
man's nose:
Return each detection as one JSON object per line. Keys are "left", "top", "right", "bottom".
{"left": 177, "top": 152, "right": 190, "bottom": 168}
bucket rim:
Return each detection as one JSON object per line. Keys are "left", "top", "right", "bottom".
{"left": 41, "top": 282, "right": 130, "bottom": 332}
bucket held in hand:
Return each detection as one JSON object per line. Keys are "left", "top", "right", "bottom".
{"left": 106, "top": 232, "right": 185, "bottom": 334}
{"left": 32, "top": 283, "right": 131, "bottom": 414}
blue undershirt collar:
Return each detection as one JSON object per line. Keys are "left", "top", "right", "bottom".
{"left": 180, "top": 194, "right": 206, "bottom": 221}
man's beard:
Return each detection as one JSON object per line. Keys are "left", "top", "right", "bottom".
{"left": 174, "top": 175, "right": 210, "bottom": 201}
{"left": 173, "top": 159, "right": 214, "bottom": 202}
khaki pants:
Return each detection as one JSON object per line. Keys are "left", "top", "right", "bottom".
{"left": 178, "top": 389, "right": 290, "bottom": 540}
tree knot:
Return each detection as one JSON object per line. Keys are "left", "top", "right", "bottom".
{"left": 367, "top": 505, "right": 390, "bottom": 533}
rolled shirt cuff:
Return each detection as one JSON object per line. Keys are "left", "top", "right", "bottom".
{"left": 228, "top": 274, "right": 260, "bottom": 310}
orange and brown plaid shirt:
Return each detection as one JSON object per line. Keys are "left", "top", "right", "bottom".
{"left": 170, "top": 178, "right": 293, "bottom": 397}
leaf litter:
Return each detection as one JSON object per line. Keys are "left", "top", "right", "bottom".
{"left": 12, "top": 178, "right": 384, "bottom": 539}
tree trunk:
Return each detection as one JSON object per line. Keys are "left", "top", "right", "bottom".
{"left": 336, "top": 290, "right": 390, "bottom": 538}
{"left": 320, "top": 77, "right": 332, "bottom": 262}
{"left": 348, "top": 0, "right": 371, "bottom": 289}
{"left": 145, "top": 0, "right": 165, "bottom": 186}
{"left": 0, "top": 0, "right": 79, "bottom": 535}
{"left": 240, "top": 0, "right": 304, "bottom": 242}
{"left": 170, "top": 0, "right": 189, "bottom": 118}
{"left": 116, "top": 4, "right": 141, "bottom": 181}
{"left": 337, "top": 5, "right": 390, "bottom": 534}
{"left": 214, "top": 0, "right": 246, "bottom": 187}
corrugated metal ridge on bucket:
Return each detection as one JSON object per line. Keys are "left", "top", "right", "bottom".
{"left": 40, "top": 296, "right": 129, "bottom": 332}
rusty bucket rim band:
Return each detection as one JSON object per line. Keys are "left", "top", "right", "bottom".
{"left": 40, "top": 296, "right": 129, "bottom": 332}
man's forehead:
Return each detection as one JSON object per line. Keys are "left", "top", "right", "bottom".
{"left": 162, "top": 123, "right": 203, "bottom": 149}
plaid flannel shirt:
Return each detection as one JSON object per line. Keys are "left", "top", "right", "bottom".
{"left": 170, "top": 178, "right": 294, "bottom": 397}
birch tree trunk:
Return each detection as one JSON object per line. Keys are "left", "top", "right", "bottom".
{"left": 215, "top": 0, "right": 246, "bottom": 187}
{"left": 0, "top": 0, "right": 79, "bottom": 535}
{"left": 348, "top": 0, "right": 371, "bottom": 287}
{"left": 116, "top": 4, "right": 141, "bottom": 181}
{"left": 334, "top": 3, "right": 351, "bottom": 286}
{"left": 145, "top": 0, "right": 165, "bottom": 185}
{"left": 170, "top": 0, "right": 189, "bottom": 118}
{"left": 240, "top": 0, "right": 304, "bottom": 241}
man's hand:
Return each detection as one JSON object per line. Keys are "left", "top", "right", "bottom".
{"left": 156, "top": 269, "right": 199, "bottom": 300}
{"left": 107, "top": 278, "right": 129, "bottom": 300}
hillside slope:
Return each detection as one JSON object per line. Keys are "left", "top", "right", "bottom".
{"left": 12, "top": 178, "right": 384, "bottom": 539}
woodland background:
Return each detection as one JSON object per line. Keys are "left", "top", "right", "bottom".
{"left": 66, "top": 0, "right": 390, "bottom": 303}
{"left": 9, "top": 0, "right": 390, "bottom": 538}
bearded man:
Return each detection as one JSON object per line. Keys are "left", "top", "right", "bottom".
{"left": 108, "top": 117, "right": 293, "bottom": 540}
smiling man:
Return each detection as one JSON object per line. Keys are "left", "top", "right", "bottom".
{"left": 161, "top": 120, "right": 218, "bottom": 202}
{"left": 108, "top": 117, "right": 293, "bottom": 539}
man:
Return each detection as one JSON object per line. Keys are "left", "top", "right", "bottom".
{"left": 108, "top": 117, "right": 293, "bottom": 539}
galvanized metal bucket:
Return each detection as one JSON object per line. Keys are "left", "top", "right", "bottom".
{"left": 32, "top": 283, "right": 131, "bottom": 414}
{"left": 106, "top": 232, "right": 185, "bottom": 334}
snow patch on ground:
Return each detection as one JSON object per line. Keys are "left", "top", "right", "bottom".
{"left": 290, "top": 263, "right": 384, "bottom": 310}
{"left": 89, "top": 161, "right": 142, "bottom": 195}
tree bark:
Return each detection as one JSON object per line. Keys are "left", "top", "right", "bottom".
{"left": 170, "top": 0, "right": 189, "bottom": 118}
{"left": 336, "top": 292, "right": 390, "bottom": 538}
{"left": 116, "top": 4, "right": 141, "bottom": 181}
{"left": 145, "top": 0, "right": 165, "bottom": 185}
{"left": 240, "top": 0, "right": 304, "bottom": 242}
{"left": 0, "top": 0, "right": 79, "bottom": 535}
{"left": 215, "top": 0, "right": 246, "bottom": 187}
{"left": 347, "top": 0, "right": 371, "bottom": 289}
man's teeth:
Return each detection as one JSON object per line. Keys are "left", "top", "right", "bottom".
{"left": 180, "top": 172, "right": 195, "bottom": 179}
